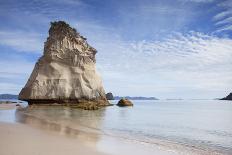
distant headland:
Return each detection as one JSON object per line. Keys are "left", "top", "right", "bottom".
{"left": 114, "top": 96, "right": 158, "bottom": 100}
{"left": 0, "top": 94, "right": 18, "bottom": 100}
{"left": 221, "top": 92, "right": 232, "bottom": 100}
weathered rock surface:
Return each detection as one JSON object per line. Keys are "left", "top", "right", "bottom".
{"left": 221, "top": 92, "right": 232, "bottom": 100}
{"left": 19, "top": 21, "right": 109, "bottom": 106}
{"left": 117, "top": 98, "right": 133, "bottom": 107}
{"left": 106, "top": 92, "right": 114, "bottom": 100}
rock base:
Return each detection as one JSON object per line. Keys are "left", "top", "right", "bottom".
{"left": 25, "top": 99, "right": 111, "bottom": 110}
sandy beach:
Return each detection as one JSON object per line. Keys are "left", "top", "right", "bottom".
{"left": 0, "top": 103, "right": 19, "bottom": 110}
{"left": 0, "top": 104, "right": 108, "bottom": 155}
{"left": 0, "top": 121, "right": 109, "bottom": 155}
{"left": 0, "top": 121, "right": 183, "bottom": 155}
{"left": 0, "top": 104, "right": 175, "bottom": 155}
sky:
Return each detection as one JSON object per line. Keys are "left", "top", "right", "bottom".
{"left": 0, "top": 0, "right": 232, "bottom": 99}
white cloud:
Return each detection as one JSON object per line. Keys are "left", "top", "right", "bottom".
{"left": 0, "top": 59, "right": 34, "bottom": 74}
{"left": 213, "top": 0, "right": 232, "bottom": 33}
{"left": 213, "top": 10, "right": 232, "bottom": 21}
{"left": 215, "top": 17, "right": 232, "bottom": 26}
{"left": 178, "top": 0, "right": 214, "bottom": 3}
{"left": 52, "top": 0, "right": 83, "bottom": 5}
{"left": 0, "top": 83, "right": 23, "bottom": 94}
{"left": 0, "top": 31, "right": 44, "bottom": 53}
{"left": 215, "top": 25, "right": 232, "bottom": 33}
{"left": 88, "top": 30, "right": 232, "bottom": 98}
{"left": 0, "top": 57, "right": 35, "bottom": 94}
{"left": 97, "top": 31, "right": 232, "bottom": 73}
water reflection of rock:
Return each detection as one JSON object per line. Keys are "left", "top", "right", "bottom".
{"left": 15, "top": 106, "right": 107, "bottom": 142}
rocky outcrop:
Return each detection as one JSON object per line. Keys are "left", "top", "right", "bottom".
{"left": 117, "top": 98, "right": 133, "bottom": 107}
{"left": 221, "top": 92, "right": 232, "bottom": 100}
{"left": 106, "top": 92, "right": 114, "bottom": 100}
{"left": 19, "top": 21, "right": 109, "bottom": 106}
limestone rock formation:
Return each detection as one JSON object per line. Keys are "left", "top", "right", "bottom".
{"left": 106, "top": 92, "right": 114, "bottom": 100}
{"left": 117, "top": 98, "right": 133, "bottom": 107}
{"left": 221, "top": 92, "right": 232, "bottom": 100}
{"left": 19, "top": 21, "right": 109, "bottom": 106}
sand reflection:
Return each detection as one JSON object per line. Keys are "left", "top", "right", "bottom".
{"left": 15, "top": 106, "right": 107, "bottom": 143}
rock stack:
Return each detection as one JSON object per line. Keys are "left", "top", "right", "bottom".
{"left": 19, "top": 21, "right": 109, "bottom": 107}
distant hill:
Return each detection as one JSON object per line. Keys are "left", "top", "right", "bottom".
{"left": 166, "top": 98, "right": 183, "bottom": 100}
{"left": 0, "top": 94, "right": 18, "bottom": 99}
{"left": 114, "top": 96, "right": 158, "bottom": 100}
{"left": 221, "top": 93, "right": 232, "bottom": 100}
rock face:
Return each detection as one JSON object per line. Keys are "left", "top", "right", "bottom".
{"left": 117, "top": 98, "right": 133, "bottom": 107}
{"left": 106, "top": 92, "right": 114, "bottom": 100}
{"left": 19, "top": 21, "right": 109, "bottom": 106}
{"left": 221, "top": 92, "right": 232, "bottom": 100}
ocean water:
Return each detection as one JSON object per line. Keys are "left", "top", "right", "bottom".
{"left": 1, "top": 100, "right": 232, "bottom": 154}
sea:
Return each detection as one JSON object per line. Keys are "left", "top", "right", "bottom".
{"left": 0, "top": 99, "right": 232, "bottom": 154}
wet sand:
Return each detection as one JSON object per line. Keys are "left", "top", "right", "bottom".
{"left": 0, "top": 103, "right": 18, "bottom": 110}
{"left": 0, "top": 122, "right": 109, "bottom": 155}
{"left": 0, "top": 121, "right": 183, "bottom": 155}
{"left": 0, "top": 104, "right": 108, "bottom": 155}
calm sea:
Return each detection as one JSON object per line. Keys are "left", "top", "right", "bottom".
{"left": 1, "top": 100, "right": 232, "bottom": 154}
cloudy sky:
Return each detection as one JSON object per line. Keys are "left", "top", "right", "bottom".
{"left": 0, "top": 0, "right": 232, "bottom": 99}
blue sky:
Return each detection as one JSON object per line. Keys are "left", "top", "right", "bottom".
{"left": 0, "top": 0, "right": 232, "bottom": 99}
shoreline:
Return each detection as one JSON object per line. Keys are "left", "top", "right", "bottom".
{"left": 0, "top": 121, "right": 184, "bottom": 155}
{"left": 0, "top": 104, "right": 228, "bottom": 155}
{"left": 0, "top": 103, "right": 19, "bottom": 110}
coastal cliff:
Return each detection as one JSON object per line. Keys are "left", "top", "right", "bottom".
{"left": 19, "top": 21, "right": 109, "bottom": 106}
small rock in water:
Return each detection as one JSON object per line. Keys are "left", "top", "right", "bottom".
{"left": 106, "top": 92, "right": 114, "bottom": 100}
{"left": 117, "top": 98, "right": 133, "bottom": 107}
